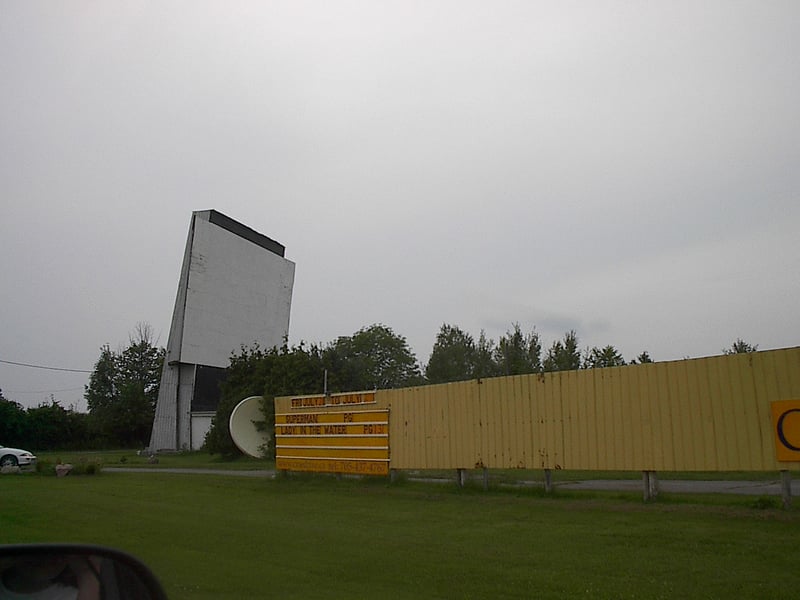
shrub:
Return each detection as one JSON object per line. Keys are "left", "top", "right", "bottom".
{"left": 749, "top": 495, "right": 780, "bottom": 510}
{"left": 75, "top": 456, "right": 102, "bottom": 475}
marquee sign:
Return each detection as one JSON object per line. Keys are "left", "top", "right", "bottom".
{"left": 275, "top": 404, "right": 389, "bottom": 476}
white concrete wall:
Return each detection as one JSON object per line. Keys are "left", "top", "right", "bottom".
{"left": 191, "top": 413, "right": 215, "bottom": 451}
{"left": 149, "top": 362, "right": 179, "bottom": 451}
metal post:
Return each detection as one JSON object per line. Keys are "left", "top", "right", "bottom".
{"left": 457, "top": 468, "right": 466, "bottom": 488}
{"left": 544, "top": 469, "right": 553, "bottom": 493}
{"left": 483, "top": 467, "right": 489, "bottom": 491}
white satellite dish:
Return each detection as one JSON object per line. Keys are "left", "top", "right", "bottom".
{"left": 229, "top": 396, "right": 269, "bottom": 458}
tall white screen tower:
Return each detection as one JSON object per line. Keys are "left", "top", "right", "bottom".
{"left": 149, "top": 210, "right": 295, "bottom": 451}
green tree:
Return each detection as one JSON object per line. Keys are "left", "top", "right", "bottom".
{"left": 494, "top": 324, "right": 542, "bottom": 375}
{"left": 25, "top": 399, "right": 89, "bottom": 451}
{"left": 0, "top": 390, "right": 28, "bottom": 448}
{"left": 84, "top": 324, "right": 165, "bottom": 448}
{"left": 543, "top": 330, "right": 581, "bottom": 372}
{"left": 583, "top": 345, "right": 626, "bottom": 369}
{"left": 85, "top": 344, "right": 117, "bottom": 414}
{"left": 425, "top": 324, "right": 477, "bottom": 383}
{"left": 723, "top": 338, "right": 758, "bottom": 355}
{"left": 630, "top": 351, "right": 653, "bottom": 365}
{"left": 117, "top": 323, "right": 163, "bottom": 408}
{"left": 325, "top": 324, "right": 422, "bottom": 390}
{"left": 473, "top": 331, "right": 500, "bottom": 379}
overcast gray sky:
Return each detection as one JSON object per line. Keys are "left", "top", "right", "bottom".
{"left": 2, "top": 1, "right": 798, "bottom": 412}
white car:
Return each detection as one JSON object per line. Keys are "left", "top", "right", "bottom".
{"left": 0, "top": 445, "right": 37, "bottom": 469}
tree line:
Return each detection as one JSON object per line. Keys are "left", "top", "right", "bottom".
{"left": 0, "top": 391, "right": 90, "bottom": 451}
{"left": 1, "top": 324, "right": 164, "bottom": 451}
{"left": 425, "top": 323, "right": 655, "bottom": 383}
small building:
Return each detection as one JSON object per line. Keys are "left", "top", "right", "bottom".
{"left": 149, "top": 210, "right": 295, "bottom": 451}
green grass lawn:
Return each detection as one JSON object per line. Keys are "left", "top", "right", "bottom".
{"left": 2, "top": 471, "right": 798, "bottom": 599}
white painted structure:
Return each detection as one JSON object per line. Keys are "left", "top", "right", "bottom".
{"left": 149, "top": 210, "right": 295, "bottom": 451}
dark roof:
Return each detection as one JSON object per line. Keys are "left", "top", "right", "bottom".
{"left": 206, "top": 209, "right": 285, "bottom": 257}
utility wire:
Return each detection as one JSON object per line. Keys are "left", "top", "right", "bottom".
{"left": 4, "top": 387, "right": 86, "bottom": 394}
{"left": 0, "top": 358, "right": 92, "bottom": 373}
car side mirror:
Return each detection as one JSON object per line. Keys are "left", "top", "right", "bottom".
{"left": 0, "top": 544, "right": 168, "bottom": 600}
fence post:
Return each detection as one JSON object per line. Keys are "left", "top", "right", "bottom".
{"left": 457, "top": 468, "right": 467, "bottom": 488}
{"left": 781, "top": 470, "right": 792, "bottom": 510}
{"left": 642, "top": 471, "right": 659, "bottom": 502}
{"left": 544, "top": 469, "right": 553, "bottom": 493}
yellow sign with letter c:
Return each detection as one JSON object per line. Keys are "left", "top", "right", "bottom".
{"left": 771, "top": 400, "right": 800, "bottom": 462}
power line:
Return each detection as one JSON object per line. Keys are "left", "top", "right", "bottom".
{"left": 4, "top": 387, "right": 85, "bottom": 394}
{"left": 0, "top": 358, "right": 92, "bottom": 373}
